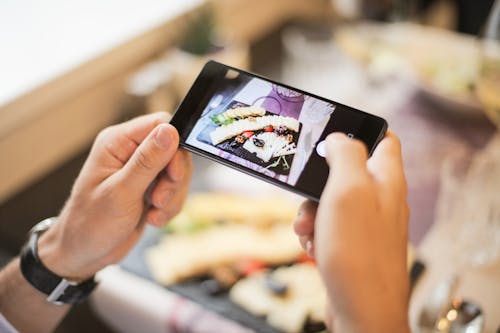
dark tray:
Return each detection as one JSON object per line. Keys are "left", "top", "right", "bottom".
{"left": 119, "top": 227, "right": 325, "bottom": 333}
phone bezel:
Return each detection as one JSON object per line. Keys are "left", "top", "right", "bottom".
{"left": 171, "top": 60, "right": 388, "bottom": 201}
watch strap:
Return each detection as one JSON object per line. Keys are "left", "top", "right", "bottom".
{"left": 20, "top": 220, "right": 97, "bottom": 304}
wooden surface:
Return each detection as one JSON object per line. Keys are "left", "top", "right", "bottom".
{"left": 0, "top": 7, "right": 202, "bottom": 203}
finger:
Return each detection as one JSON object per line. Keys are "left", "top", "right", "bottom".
{"left": 166, "top": 150, "right": 191, "bottom": 182}
{"left": 145, "top": 207, "right": 169, "bottom": 227}
{"left": 293, "top": 200, "right": 318, "bottom": 236}
{"left": 118, "top": 112, "right": 170, "bottom": 145}
{"left": 148, "top": 184, "right": 189, "bottom": 226}
{"left": 117, "top": 124, "right": 179, "bottom": 194}
{"left": 367, "top": 131, "right": 406, "bottom": 196}
{"left": 150, "top": 153, "right": 192, "bottom": 209}
{"left": 298, "top": 235, "right": 312, "bottom": 252}
{"left": 298, "top": 235, "right": 315, "bottom": 258}
{"left": 91, "top": 112, "right": 170, "bottom": 168}
{"left": 150, "top": 176, "right": 177, "bottom": 209}
{"left": 325, "top": 299, "right": 334, "bottom": 332}
{"left": 305, "top": 238, "right": 315, "bottom": 258}
{"left": 325, "top": 133, "right": 370, "bottom": 183}
{"left": 149, "top": 173, "right": 183, "bottom": 210}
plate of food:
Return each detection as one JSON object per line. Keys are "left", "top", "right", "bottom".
{"left": 144, "top": 193, "right": 327, "bottom": 333}
{"left": 197, "top": 101, "right": 302, "bottom": 176}
{"left": 120, "top": 192, "right": 423, "bottom": 333}
{"left": 335, "top": 22, "right": 484, "bottom": 115}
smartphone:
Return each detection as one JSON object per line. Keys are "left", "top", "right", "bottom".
{"left": 171, "top": 61, "right": 387, "bottom": 201}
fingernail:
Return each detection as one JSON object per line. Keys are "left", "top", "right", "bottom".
{"left": 305, "top": 240, "right": 312, "bottom": 254}
{"left": 155, "top": 124, "right": 172, "bottom": 149}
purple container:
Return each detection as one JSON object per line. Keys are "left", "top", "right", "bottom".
{"left": 257, "top": 85, "right": 304, "bottom": 119}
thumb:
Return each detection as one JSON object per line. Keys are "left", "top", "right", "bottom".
{"left": 117, "top": 123, "right": 179, "bottom": 194}
{"left": 324, "top": 132, "right": 369, "bottom": 184}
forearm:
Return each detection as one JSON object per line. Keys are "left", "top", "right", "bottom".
{"left": 0, "top": 258, "right": 70, "bottom": 333}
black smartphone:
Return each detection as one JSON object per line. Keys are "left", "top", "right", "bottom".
{"left": 171, "top": 61, "right": 387, "bottom": 201}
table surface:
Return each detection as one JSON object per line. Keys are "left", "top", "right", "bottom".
{"left": 91, "top": 37, "right": 499, "bottom": 333}
{"left": 409, "top": 218, "right": 500, "bottom": 332}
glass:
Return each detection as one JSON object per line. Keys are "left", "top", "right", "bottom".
{"left": 420, "top": 137, "right": 500, "bottom": 333}
{"left": 437, "top": 134, "right": 500, "bottom": 268}
{"left": 476, "top": 0, "right": 500, "bottom": 127}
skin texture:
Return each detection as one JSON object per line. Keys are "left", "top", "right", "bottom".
{"left": 293, "top": 131, "right": 411, "bottom": 333}
{"left": 0, "top": 112, "right": 192, "bottom": 333}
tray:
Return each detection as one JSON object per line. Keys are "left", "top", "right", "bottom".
{"left": 119, "top": 227, "right": 325, "bottom": 333}
{"left": 197, "top": 100, "right": 301, "bottom": 176}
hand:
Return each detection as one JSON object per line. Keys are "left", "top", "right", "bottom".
{"left": 38, "top": 112, "right": 192, "bottom": 281}
{"left": 293, "top": 131, "right": 410, "bottom": 333}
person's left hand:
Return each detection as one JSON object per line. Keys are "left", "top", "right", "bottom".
{"left": 293, "top": 132, "right": 409, "bottom": 333}
{"left": 38, "top": 112, "right": 192, "bottom": 281}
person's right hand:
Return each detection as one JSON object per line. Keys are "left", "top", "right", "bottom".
{"left": 294, "top": 132, "right": 410, "bottom": 333}
{"left": 38, "top": 112, "right": 192, "bottom": 282}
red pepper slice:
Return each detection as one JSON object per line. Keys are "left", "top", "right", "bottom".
{"left": 242, "top": 131, "right": 254, "bottom": 138}
{"left": 296, "top": 252, "right": 316, "bottom": 265}
{"left": 236, "top": 258, "right": 266, "bottom": 276}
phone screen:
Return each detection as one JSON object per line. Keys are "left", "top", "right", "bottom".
{"left": 171, "top": 61, "right": 387, "bottom": 201}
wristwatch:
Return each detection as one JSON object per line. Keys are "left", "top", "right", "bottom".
{"left": 20, "top": 217, "right": 97, "bottom": 305}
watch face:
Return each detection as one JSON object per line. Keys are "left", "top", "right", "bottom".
{"left": 31, "top": 217, "right": 57, "bottom": 234}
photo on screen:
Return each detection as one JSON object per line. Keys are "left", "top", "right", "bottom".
{"left": 185, "top": 70, "right": 336, "bottom": 186}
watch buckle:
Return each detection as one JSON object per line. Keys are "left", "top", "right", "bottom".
{"left": 47, "top": 278, "right": 78, "bottom": 305}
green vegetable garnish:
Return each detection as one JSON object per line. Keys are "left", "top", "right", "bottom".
{"left": 282, "top": 156, "right": 290, "bottom": 170}
{"left": 210, "top": 114, "right": 234, "bottom": 126}
{"left": 265, "top": 158, "right": 281, "bottom": 170}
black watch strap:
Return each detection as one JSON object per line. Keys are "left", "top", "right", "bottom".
{"left": 20, "top": 218, "right": 97, "bottom": 305}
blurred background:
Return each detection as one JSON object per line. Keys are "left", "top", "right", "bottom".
{"left": 1, "top": 0, "right": 499, "bottom": 332}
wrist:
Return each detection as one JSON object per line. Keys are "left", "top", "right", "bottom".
{"left": 37, "top": 225, "right": 95, "bottom": 282}
{"left": 334, "top": 315, "right": 410, "bottom": 333}
{"left": 20, "top": 217, "right": 98, "bottom": 305}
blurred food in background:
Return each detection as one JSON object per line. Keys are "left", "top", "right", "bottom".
{"left": 230, "top": 263, "right": 326, "bottom": 333}
{"left": 335, "top": 22, "right": 482, "bottom": 114}
{"left": 476, "top": 0, "right": 500, "bottom": 127}
{"left": 147, "top": 193, "right": 301, "bottom": 285}
{"left": 146, "top": 192, "right": 419, "bottom": 333}
{"left": 146, "top": 193, "right": 325, "bottom": 332}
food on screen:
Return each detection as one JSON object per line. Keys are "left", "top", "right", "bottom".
{"left": 210, "top": 105, "right": 266, "bottom": 125}
{"left": 209, "top": 114, "right": 300, "bottom": 145}
{"left": 198, "top": 99, "right": 302, "bottom": 175}
{"left": 242, "top": 131, "right": 297, "bottom": 163}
